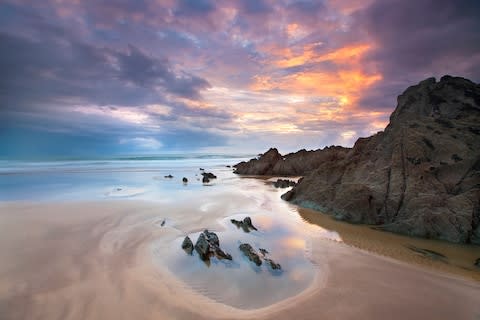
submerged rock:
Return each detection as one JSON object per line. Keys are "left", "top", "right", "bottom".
{"left": 239, "top": 243, "right": 262, "bottom": 266}
{"left": 181, "top": 236, "right": 194, "bottom": 255}
{"left": 231, "top": 216, "right": 258, "bottom": 232}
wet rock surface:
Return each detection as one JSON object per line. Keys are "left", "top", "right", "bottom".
{"left": 239, "top": 243, "right": 262, "bottom": 266}
{"left": 474, "top": 258, "right": 480, "bottom": 268}
{"left": 181, "top": 236, "right": 194, "bottom": 255}
{"left": 230, "top": 216, "right": 258, "bottom": 232}
{"left": 187, "top": 230, "right": 232, "bottom": 261}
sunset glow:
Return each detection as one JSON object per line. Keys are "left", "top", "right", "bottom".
{"left": 1, "top": 0, "right": 479, "bottom": 157}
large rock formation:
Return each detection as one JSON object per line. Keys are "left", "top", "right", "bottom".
{"left": 234, "top": 146, "right": 349, "bottom": 176}
{"left": 281, "top": 76, "right": 480, "bottom": 244}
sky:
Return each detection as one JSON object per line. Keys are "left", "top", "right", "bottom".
{"left": 1, "top": 0, "right": 479, "bottom": 158}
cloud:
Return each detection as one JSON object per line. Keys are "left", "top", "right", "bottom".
{"left": 355, "top": 0, "right": 480, "bottom": 110}
{"left": 119, "top": 137, "right": 163, "bottom": 150}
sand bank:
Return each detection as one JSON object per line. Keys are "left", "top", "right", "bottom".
{"left": 0, "top": 201, "right": 478, "bottom": 320}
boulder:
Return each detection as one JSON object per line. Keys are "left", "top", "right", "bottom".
{"left": 182, "top": 177, "right": 188, "bottom": 183}
{"left": 181, "top": 236, "right": 194, "bottom": 255}
{"left": 239, "top": 243, "right": 262, "bottom": 266}
{"left": 202, "top": 176, "right": 210, "bottom": 183}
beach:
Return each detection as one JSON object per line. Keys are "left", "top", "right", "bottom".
{"left": 0, "top": 158, "right": 479, "bottom": 319}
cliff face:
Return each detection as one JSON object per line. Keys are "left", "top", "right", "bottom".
{"left": 234, "top": 146, "right": 349, "bottom": 176}
{"left": 281, "top": 76, "right": 480, "bottom": 244}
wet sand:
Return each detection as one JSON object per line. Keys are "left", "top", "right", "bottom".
{"left": 299, "top": 208, "right": 480, "bottom": 282}
{"left": 0, "top": 200, "right": 479, "bottom": 320}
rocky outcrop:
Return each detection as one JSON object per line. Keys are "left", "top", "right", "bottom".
{"left": 234, "top": 146, "right": 349, "bottom": 176}
{"left": 280, "top": 76, "right": 480, "bottom": 244}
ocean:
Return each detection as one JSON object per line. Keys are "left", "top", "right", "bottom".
{"left": 0, "top": 154, "right": 254, "bottom": 201}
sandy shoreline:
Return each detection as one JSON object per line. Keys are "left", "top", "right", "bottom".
{"left": 0, "top": 200, "right": 479, "bottom": 320}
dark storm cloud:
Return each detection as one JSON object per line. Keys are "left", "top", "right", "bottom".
{"left": 356, "top": 0, "right": 480, "bottom": 109}
{"left": 0, "top": 28, "right": 209, "bottom": 112}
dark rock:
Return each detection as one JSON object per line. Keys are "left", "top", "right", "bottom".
{"left": 202, "top": 176, "right": 210, "bottom": 183}
{"left": 201, "top": 172, "right": 217, "bottom": 179}
{"left": 234, "top": 147, "right": 349, "bottom": 176}
{"left": 276, "top": 76, "right": 480, "bottom": 244}
{"left": 239, "top": 243, "right": 262, "bottom": 266}
{"left": 182, "top": 177, "right": 188, "bottom": 183}
{"left": 475, "top": 258, "right": 480, "bottom": 267}
{"left": 264, "top": 258, "right": 281, "bottom": 270}
{"left": 230, "top": 216, "right": 258, "bottom": 232}
{"left": 273, "top": 179, "right": 297, "bottom": 188}
{"left": 226, "top": 165, "right": 231, "bottom": 168}
{"left": 243, "top": 217, "right": 257, "bottom": 231}
{"left": 203, "top": 229, "right": 220, "bottom": 247}
{"left": 259, "top": 248, "right": 269, "bottom": 256}
{"left": 164, "top": 174, "right": 173, "bottom": 178}
{"left": 194, "top": 233, "right": 210, "bottom": 261}
{"left": 181, "top": 236, "right": 194, "bottom": 255}
{"left": 193, "top": 230, "right": 231, "bottom": 261}
{"left": 406, "top": 245, "right": 447, "bottom": 261}
{"left": 199, "top": 168, "right": 204, "bottom": 171}
{"left": 160, "top": 219, "right": 165, "bottom": 227}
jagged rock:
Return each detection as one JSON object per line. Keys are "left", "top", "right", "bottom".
{"left": 264, "top": 258, "right": 281, "bottom": 270}
{"left": 230, "top": 216, "right": 258, "bottom": 232}
{"left": 194, "top": 233, "right": 210, "bottom": 261}
{"left": 234, "top": 147, "right": 349, "bottom": 176}
{"left": 193, "top": 230, "right": 231, "bottom": 261}
{"left": 164, "top": 174, "right": 173, "bottom": 178}
{"left": 276, "top": 76, "right": 480, "bottom": 244}
{"left": 182, "top": 177, "right": 188, "bottom": 183}
{"left": 239, "top": 243, "right": 262, "bottom": 266}
{"left": 181, "top": 236, "right": 194, "bottom": 255}
{"left": 273, "top": 179, "right": 296, "bottom": 188}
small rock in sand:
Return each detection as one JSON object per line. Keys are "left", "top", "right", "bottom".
{"left": 181, "top": 236, "right": 194, "bottom": 255}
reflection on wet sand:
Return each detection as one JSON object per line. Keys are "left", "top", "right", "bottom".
{"left": 298, "top": 207, "right": 480, "bottom": 282}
